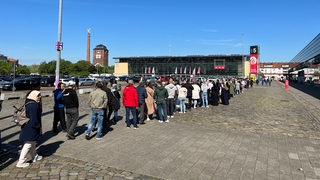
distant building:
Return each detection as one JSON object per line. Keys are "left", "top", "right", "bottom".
{"left": 259, "top": 62, "right": 300, "bottom": 80}
{"left": 93, "top": 44, "right": 108, "bottom": 67}
{"left": 113, "top": 54, "right": 250, "bottom": 77}
{"left": 0, "top": 54, "right": 7, "bottom": 61}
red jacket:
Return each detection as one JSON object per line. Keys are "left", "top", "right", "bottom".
{"left": 122, "top": 85, "right": 139, "bottom": 107}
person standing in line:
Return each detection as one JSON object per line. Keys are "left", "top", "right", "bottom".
{"left": 178, "top": 83, "right": 188, "bottom": 113}
{"left": 154, "top": 81, "right": 169, "bottom": 123}
{"left": 101, "top": 81, "right": 112, "bottom": 131}
{"left": 85, "top": 81, "right": 108, "bottom": 140}
{"left": 122, "top": 80, "right": 139, "bottom": 129}
{"left": 63, "top": 82, "right": 79, "bottom": 140}
{"left": 165, "top": 78, "right": 177, "bottom": 118}
{"left": 16, "top": 90, "right": 43, "bottom": 168}
{"left": 136, "top": 81, "right": 148, "bottom": 125}
{"left": 201, "top": 81, "right": 209, "bottom": 108}
{"left": 192, "top": 81, "right": 201, "bottom": 108}
{"left": 185, "top": 79, "right": 194, "bottom": 111}
{"left": 109, "top": 84, "right": 121, "bottom": 123}
{"left": 145, "top": 82, "right": 155, "bottom": 121}
{"left": 52, "top": 82, "right": 66, "bottom": 133}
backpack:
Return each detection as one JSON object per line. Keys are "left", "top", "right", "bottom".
{"left": 12, "top": 101, "right": 34, "bottom": 126}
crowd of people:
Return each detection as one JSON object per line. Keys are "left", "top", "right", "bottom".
{"left": 16, "top": 76, "right": 256, "bottom": 168}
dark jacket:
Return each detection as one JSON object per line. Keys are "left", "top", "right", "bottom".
{"left": 19, "top": 98, "right": 42, "bottom": 143}
{"left": 185, "top": 83, "right": 194, "bottom": 97}
{"left": 63, "top": 88, "right": 79, "bottom": 108}
{"left": 109, "top": 91, "right": 121, "bottom": 111}
{"left": 154, "top": 86, "right": 168, "bottom": 103}
{"left": 136, "top": 85, "right": 148, "bottom": 105}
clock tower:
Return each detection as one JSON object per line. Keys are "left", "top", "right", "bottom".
{"left": 93, "top": 44, "right": 108, "bottom": 67}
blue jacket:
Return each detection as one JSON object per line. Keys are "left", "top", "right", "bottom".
{"left": 136, "top": 85, "right": 148, "bottom": 105}
{"left": 53, "top": 89, "right": 64, "bottom": 108}
{"left": 19, "top": 99, "right": 42, "bottom": 143}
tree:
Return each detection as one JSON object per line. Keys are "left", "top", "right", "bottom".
{"left": 16, "top": 65, "right": 30, "bottom": 74}
{"left": 28, "top": 64, "right": 39, "bottom": 73}
{"left": 0, "top": 61, "right": 12, "bottom": 74}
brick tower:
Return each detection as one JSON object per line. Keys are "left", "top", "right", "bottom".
{"left": 93, "top": 44, "right": 108, "bottom": 67}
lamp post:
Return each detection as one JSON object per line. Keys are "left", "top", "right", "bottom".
{"left": 55, "top": 0, "right": 63, "bottom": 89}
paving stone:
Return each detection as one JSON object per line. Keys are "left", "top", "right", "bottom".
{"left": 1, "top": 82, "right": 320, "bottom": 180}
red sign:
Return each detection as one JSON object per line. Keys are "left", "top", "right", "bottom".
{"left": 250, "top": 54, "right": 258, "bottom": 74}
{"left": 214, "top": 66, "right": 225, "bottom": 70}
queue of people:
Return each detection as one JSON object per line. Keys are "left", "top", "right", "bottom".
{"left": 16, "top": 77, "right": 252, "bottom": 168}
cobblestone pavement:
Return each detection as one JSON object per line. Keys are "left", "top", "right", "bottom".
{"left": 1, "top": 82, "right": 320, "bottom": 180}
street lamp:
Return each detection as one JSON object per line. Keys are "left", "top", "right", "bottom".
{"left": 55, "top": 0, "right": 63, "bottom": 89}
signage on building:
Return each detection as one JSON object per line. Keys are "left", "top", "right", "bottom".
{"left": 250, "top": 46, "right": 259, "bottom": 74}
{"left": 214, "top": 66, "right": 225, "bottom": 70}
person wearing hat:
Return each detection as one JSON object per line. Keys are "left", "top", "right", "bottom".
{"left": 63, "top": 82, "right": 79, "bottom": 140}
{"left": 16, "top": 90, "right": 43, "bottom": 168}
{"left": 122, "top": 79, "right": 139, "bottom": 129}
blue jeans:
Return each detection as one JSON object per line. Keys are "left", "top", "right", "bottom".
{"left": 201, "top": 92, "right": 208, "bottom": 107}
{"left": 157, "top": 101, "right": 167, "bottom": 121}
{"left": 125, "top": 107, "right": 137, "bottom": 127}
{"left": 87, "top": 109, "right": 104, "bottom": 137}
{"left": 178, "top": 97, "right": 186, "bottom": 113}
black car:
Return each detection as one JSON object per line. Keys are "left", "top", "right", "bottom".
{"left": 40, "top": 76, "right": 55, "bottom": 87}
{"left": 2, "top": 77, "right": 41, "bottom": 91}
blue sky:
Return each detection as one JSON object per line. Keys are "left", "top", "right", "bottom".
{"left": 0, "top": 0, "right": 319, "bottom": 66}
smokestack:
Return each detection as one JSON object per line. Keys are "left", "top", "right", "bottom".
{"left": 86, "top": 28, "right": 91, "bottom": 62}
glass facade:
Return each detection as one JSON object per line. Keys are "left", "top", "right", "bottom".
{"left": 114, "top": 55, "right": 249, "bottom": 76}
{"left": 290, "top": 33, "right": 320, "bottom": 64}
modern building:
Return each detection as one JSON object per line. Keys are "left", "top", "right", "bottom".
{"left": 93, "top": 44, "right": 108, "bottom": 67}
{"left": 113, "top": 54, "right": 250, "bottom": 77}
{"left": 289, "top": 33, "right": 320, "bottom": 82}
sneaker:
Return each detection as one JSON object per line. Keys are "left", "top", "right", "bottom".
{"left": 183, "top": 112, "right": 186, "bottom": 113}
{"left": 146, "top": 118, "right": 150, "bottom": 121}
{"left": 206, "top": 106, "right": 209, "bottom": 108}
{"left": 165, "top": 120, "right": 170, "bottom": 123}
{"left": 66, "top": 134, "right": 75, "bottom": 140}
{"left": 170, "top": 116, "right": 174, "bottom": 118}
{"left": 16, "top": 162, "right": 30, "bottom": 168}
{"left": 179, "top": 112, "right": 182, "bottom": 113}
{"left": 85, "top": 133, "right": 90, "bottom": 140}
{"left": 127, "top": 126, "right": 131, "bottom": 129}
{"left": 95, "top": 136, "right": 102, "bottom": 140}
{"left": 134, "top": 126, "right": 139, "bottom": 130}
{"left": 33, "top": 154, "right": 43, "bottom": 162}
{"left": 159, "top": 120, "right": 163, "bottom": 123}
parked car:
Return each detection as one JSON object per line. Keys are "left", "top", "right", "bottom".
{"left": 79, "top": 78, "right": 95, "bottom": 86}
{"left": 59, "top": 78, "right": 75, "bottom": 87}
{"left": 40, "top": 76, "right": 55, "bottom": 87}
{"left": 2, "top": 77, "right": 41, "bottom": 91}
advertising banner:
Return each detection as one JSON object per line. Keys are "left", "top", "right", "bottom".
{"left": 250, "top": 46, "right": 259, "bottom": 74}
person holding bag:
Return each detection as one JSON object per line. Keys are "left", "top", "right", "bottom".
{"left": 16, "top": 90, "right": 43, "bottom": 168}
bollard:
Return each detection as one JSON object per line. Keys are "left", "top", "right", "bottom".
{"left": 285, "top": 80, "right": 289, "bottom": 90}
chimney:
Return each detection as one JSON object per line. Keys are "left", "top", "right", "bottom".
{"left": 86, "top": 29, "right": 91, "bottom": 62}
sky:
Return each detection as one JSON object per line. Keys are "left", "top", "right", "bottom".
{"left": 0, "top": 0, "right": 319, "bottom": 66}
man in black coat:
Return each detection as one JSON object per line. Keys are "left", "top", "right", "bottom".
{"left": 63, "top": 82, "right": 79, "bottom": 140}
{"left": 136, "top": 81, "right": 148, "bottom": 124}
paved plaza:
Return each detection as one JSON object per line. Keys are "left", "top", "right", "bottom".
{"left": 1, "top": 82, "right": 320, "bottom": 180}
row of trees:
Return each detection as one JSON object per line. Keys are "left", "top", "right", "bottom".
{"left": 0, "top": 59, "right": 114, "bottom": 77}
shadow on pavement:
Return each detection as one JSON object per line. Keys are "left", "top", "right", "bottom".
{"left": 38, "top": 141, "right": 64, "bottom": 157}
{"left": 288, "top": 82, "right": 320, "bottom": 100}
{"left": 0, "top": 150, "right": 18, "bottom": 171}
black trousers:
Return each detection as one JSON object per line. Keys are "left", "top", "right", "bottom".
{"left": 65, "top": 107, "right": 79, "bottom": 136}
{"left": 53, "top": 107, "right": 66, "bottom": 131}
